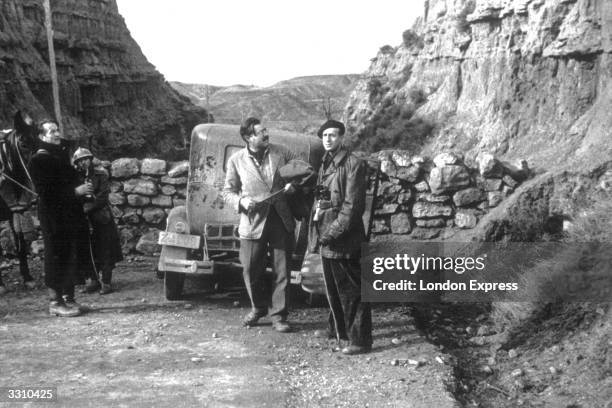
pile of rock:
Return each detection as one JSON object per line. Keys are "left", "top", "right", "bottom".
{"left": 370, "top": 151, "right": 530, "bottom": 240}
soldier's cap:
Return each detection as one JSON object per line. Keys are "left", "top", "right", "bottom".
{"left": 317, "top": 119, "right": 345, "bottom": 138}
{"left": 72, "top": 147, "right": 93, "bottom": 165}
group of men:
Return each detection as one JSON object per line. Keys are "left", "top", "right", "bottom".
{"left": 31, "top": 120, "right": 122, "bottom": 317}
{"left": 223, "top": 117, "right": 371, "bottom": 355}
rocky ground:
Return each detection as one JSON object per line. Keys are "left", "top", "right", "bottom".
{"left": 0, "top": 257, "right": 459, "bottom": 408}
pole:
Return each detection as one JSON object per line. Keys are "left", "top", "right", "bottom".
{"left": 43, "top": 0, "right": 63, "bottom": 135}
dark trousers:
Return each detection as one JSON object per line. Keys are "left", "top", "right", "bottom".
{"left": 239, "top": 208, "right": 292, "bottom": 321}
{"left": 43, "top": 235, "right": 78, "bottom": 302}
{"left": 322, "top": 257, "right": 372, "bottom": 347}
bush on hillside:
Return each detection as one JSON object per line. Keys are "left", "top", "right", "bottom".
{"left": 402, "top": 29, "right": 424, "bottom": 49}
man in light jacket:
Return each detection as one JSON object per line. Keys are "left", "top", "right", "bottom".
{"left": 223, "top": 117, "right": 297, "bottom": 332}
{"left": 308, "top": 119, "right": 372, "bottom": 355}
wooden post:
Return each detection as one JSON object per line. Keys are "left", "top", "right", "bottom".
{"left": 43, "top": 0, "right": 63, "bottom": 135}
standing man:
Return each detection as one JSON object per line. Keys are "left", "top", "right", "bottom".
{"left": 223, "top": 117, "right": 296, "bottom": 332}
{"left": 30, "top": 120, "right": 93, "bottom": 317}
{"left": 309, "top": 119, "right": 372, "bottom": 355}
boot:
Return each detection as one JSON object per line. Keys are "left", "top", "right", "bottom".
{"left": 49, "top": 300, "right": 80, "bottom": 317}
{"left": 80, "top": 278, "right": 100, "bottom": 294}
{"left": 62, "top": 295, "right": 85, "bottom": 313}
{"left": 99, "top": 283, "right": 113, "bottom": 295}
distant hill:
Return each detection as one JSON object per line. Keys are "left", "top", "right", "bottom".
{"left": 171, "top": 75, "right": 360, "bottom": 135}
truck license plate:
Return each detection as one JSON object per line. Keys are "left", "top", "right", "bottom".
{"left": 158, "top": 231, "right": 201, "bottom": 249}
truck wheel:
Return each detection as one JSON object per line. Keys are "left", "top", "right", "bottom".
{"left": 165, "top": 271, "right": 185, "bottom": 300}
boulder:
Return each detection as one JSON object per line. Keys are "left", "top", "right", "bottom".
{"left": 173, "top": 198, "right": 186, "bottom": 207}
{"left": 135, "top": 229, "right": 162, "bottom": 255}
{"left": 412, "top": 202, "right": 453, "bottom": 218}
{"left": 140, "top": 158, "right": 167, "bottom": 175}
{"left": 415, "top": 181, "right": 430, "bottom": 192}
{"left": 167, "top": 161, "right": 189, "bottom": 177}
{"left": 161, "top": 185, "right": 177, "bottom": 196}
{"left": 161, "top": 176, "right": 188, "bottom": 186}
{"left": 502, "top": 174, "right": 518, "bottom": 189}
{"left": 476, "top": 152, "right": 503, "bottom": 178}
{"left": 127, "top": 194, "right": 151, "bottom": 207}
{"left": 391, "top": 150, "right": 412, "bottom": 167}
{"left": 109, "top": 192, "right": 126, "bottom": 206}
{"left": 152, "top": 195, "right": 173, "bottom": 207}
{"left": 109, "top": 181, "right": 123, "bottom": 193}
{"left": 488, "top": 191, "right": 503, "bottom": 207}
{"left": 453, "top": 187, "right": 485, "bottom": 207}
{"left": 416, "top": 218, "right": 446, "bottom": 228}
{"left": 390, "top": 213, "right": 412, "bottom": 234}
{"left": 142, "top": 208, "right": 167, "bottom": 224}
{"left": 372, "top": 219, "right": 390, "bottom": 234}
{"left": 428, "top": 165, "right": 470, "bottom": 194}
{"left": 417, "top": 193, "right": 451, "bottom": 203}
{"left": 433, "top": 152, "right": 462, "bottom": 167}
{"left": 455, "top": 211, "right": 478, "bottom": 229}
{"left": 121, "top": 208, "right": 140, "bottom": 225}
{"left": 111, "top": 158, "right": 139, "bottom": 178}
{"left": 482, "top": 178, "right": 502, "bottom": 192}
{"left": 375, "top": 204, "right": 399, "bottom": 215}
{"left": 395, "top": 166, "right": 421, "bottom": 183}
{"left": 501, "top": 159, "right": 529, "bottom": 182}
{"left": 397, "top": 191, "right": 413, "bottom": 204}
{"left": 123, "top": 179, "right": 158, "bottom": 196}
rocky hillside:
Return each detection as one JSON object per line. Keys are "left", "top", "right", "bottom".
{"left": 172, "top": 75, "right": 360, "bottom": 134}
{"left": 0, "top": 0, "right": 208, "bottom": 159}
{"left": 344, "top": 0, "right": 612, "bottom": 172}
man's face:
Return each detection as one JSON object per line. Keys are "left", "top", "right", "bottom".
{"left": 40, "top": 122, "right": 61, "bottom": 145}
{"left": 321, "top": 128, "right": 342, "bottom": 152}
{"left": 75, "top": 158, "right": 91, "bottom": 172}
{"left": 247, "top": 124, "right": 269, "bottom": 151}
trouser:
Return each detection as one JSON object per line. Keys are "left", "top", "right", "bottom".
{"left": 322, "top": 257, "right": 372, "bottom": 347}
{"left": 239, "top": 208, "right": 292, "bottom": 321}
{"left": 43, "top": 234, "right": 78, "bottom": 302}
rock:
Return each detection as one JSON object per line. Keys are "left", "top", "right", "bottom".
{"left": 476, "top": 152, "right": 503, "bottom": 178}
{"left": 135, "top": 230, "right": 161, "bottom": 255}
{"left": 108, "top": 192, "right": 126, "bottom": 206}
{"left": 511, "top": 368, "right": 523, "bottom": 377}
{"left": 173, "top": 198, "right": 186, "bottom": 207}
{"left": 477, "top": 325, "right": 491, "bottom": 336}
{"left": 161, "top": 185, "right": 177, "bottom": 196}
{"left": 140, "top": 158, "right": 167, "bottom": 175}
{"left": 110, "top": 181, "right": 123, "bottom": 193}
{"left": 549, "top": 366, "right": 558, "bottom": 375}
{"left": 412, "top": 202, "right": 453, "bottom": 218}
{"left": 433, "top": 152, "right": 462, "bottom": 167}
{"left": 391, "top": 338, "right": 402, "bottom": 345}
{"left": 410, "top": 227, "right": 441, "bottom": 240}
{"left": 508, "top": 349, "right": 518, "bottom": 358}
{"left": 397, "top": 191, "right": 413, "bottom": 204}
{"left": 142, "top": 208, "right": 166, "bottom": 224}
{"left": 414, "top": 181, "right": 430, "bottom": 192}
{"left": 167, "top": 161, "right": 189, "bottom": 177}
{"left": 391, "top": 150, "right": 412, "bottom": 167}
{"left": 502, "top": 174, "right": 518, "bottom": 189}
{"left": 428, "top": 165, "right": 470, "bottom": 194}
{"left": 161, "top": 176, "right": 188, "bottom": 186}
{"left": 390, "top": 213, "right": 411, "bottom": 234}
{"left": 417, "top": 193, "right": 451, "bottom": 203}
{"left": 455, "top": 211, "right": 478, "bottom": 229}
{"left": 121, "top": 208, "right": 141, "bottom": 225}
{"left": 453, "top": 187, "right": 485, "bottom": 207}
{"left": 127, "top": 194, "right": 151, "bottom": 207}
{"left": 372, "top": 219, "right": 390, "bottom": 234}
{"left": 482, "top": 178, "right": 503, "bottom": 191}
{"left": 502, "top": 185, "right": 514, "bottom": 197}
{"left": 123, "top": 179, "right": 158, "bottom": 196}
{"left": 501, "top": 159, "right": 529, "bottom": 182}
{"left": 416, "top": 218, "right": 446, "bottom": 228}
{"left": 110, "top": 205, "right": 123, "bottom": 219}
{"left": 30, "top": 240, "right": 44, "bottom": 255}
{"left": 151, "top": 195, "right": 173, "bottom": 208}
{"left": 488, "top": 191, "right": 503, "bottom": 207}
{"left": 411, "top": 156, "right": 425, "bottom": 166}
{"left": 375, "top": 204, "right": 399, "bottom": 215}
{"left": 111, "top": 158, "right": 140, "bottom": 178}
{"left": 395, "top": 166, "right": 421, "bottom": 182}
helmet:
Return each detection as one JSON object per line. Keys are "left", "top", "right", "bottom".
{"left": 72, "top": 147, "right": 93, "bottom": 165}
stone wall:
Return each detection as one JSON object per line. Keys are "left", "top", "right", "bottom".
{"left": 368, "top": 150, "right": 530, "bottom": 240}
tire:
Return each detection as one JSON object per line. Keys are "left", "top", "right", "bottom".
{"left": 164, "top": 271, "right": 185, "bottom": 300}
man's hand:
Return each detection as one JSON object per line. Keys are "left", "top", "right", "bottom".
{"left": 318, "top": 234, "right": 333, "bottom": 247}
{"left": 240, "top": 197, "right": 257, "bottom": 213}
{"left": 283, "top": 182, "right": 296, "bottom": 195}
{"left": 75, "top": 183, "right": 93, "bottom": 197}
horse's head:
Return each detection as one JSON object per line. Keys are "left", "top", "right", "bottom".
{"left": 13, "top": 111, "right": 38, "bottom": 153}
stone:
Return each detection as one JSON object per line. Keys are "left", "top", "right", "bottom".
{"left": 476, "top": 152, "right": 502, "bottom": 178}
{"left": 501, "top": 159, "right": 529, "bottom": 182}
{"left": 508, "top": 349, "right": 518, "bottom": 358}
{"left": 140, "top": 158, "right": 167, "bottom": 175}
{"left": 167, "top": 161, "right": 189, "bottom": 177}
{"left": 502, "top": 175, "right": 518, "bottom": 189}
{"left": 110, "top": 206, "right": 123, "bottom": 219}
{"left": 121, "top": 209, "right": 140, "bottom": 225}
{"left": 415, "top": 181, "right": 430, "bottom": 192}
{"left": 433, "top": 152, "right": 462, "bottom": 167}
{"left": 482, "top": 178, "right": 502, "bottom": 192}
{"left": 108, "top": 192, "right": 126, "bottom": 206}
{"left": 110, "top": 181, "right": 123, "bottom": 193}
{"left": 412, "top": 202, "right": 453, "bottom": 219}
{"left": 127, "top": 194, "right": 151, "bottom": 207}
{"left": 111, "top": 158, "right": 140, "bottom": 178}
{"left": 455, "top": 211, "right": 478, "bottom": 229}
{"left": 502, "top": 185, "right": 514, "bottom": 197}
{"left": 428, "top": 165, "right": 470, "bottom": 194}
{"left": 375, "top": 204, "right": 399, "bottom": 215}
{"left": 161, "top": 176, "right": 188, "bottom": 186}
{"left": 135, "top": 229, "right": 162, "bottom": 255}
{"left": 123, "top": 179, "right": 158, "bottom": 196}
{"left": 372, "top": 219, "right": 390, "bottom": 234}
{"left": 488, "top": 191, "right": 503, "bottom": 207}
{"left": 161, "top": 185, "right": 177, "bottom": 196}
{"left": 173, "top": 198, "right": 186, "bottom": 207}
{"left": 411, "top": 156, "right": 425, "bottom": 166}
{"left": 30, "top": 240, "right": 44, "bottom": 255}
{"left": 391, "top": 150, "right": 412, "bottom": 167}
{"left": 380, "top": 157, "right": 397, "bottom": 177}
{"left": 416, "top": 219, "right": 446, "bottom": 228}
{"left": 410, "top": 227, "right": 441, "bottom": 240}
{"left": 453, "top": 187, "right": 485, "bottom": 207}
{"left": 390, "top": 213, "right": 411, "bottom": 234}
{"left": 395, "top": 166, "right": 421, "bottom": 182}
{"left": 142, "top": 208, "right": 167, "bottom": 224}
{"left": 377, "top": 181, "right": 403, "bottom": 198}
{"left": 397, "top": 191, "right": 412, "bottom": 204}
{"left": 417, "top": 193, "right": 451, "bottom": 203}
{"left": 152, "top": 195, "right": 173, "bottom": 208}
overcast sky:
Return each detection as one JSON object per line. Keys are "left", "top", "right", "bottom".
{"left": 116, "top": 0, "right": 423, "bottom": 87}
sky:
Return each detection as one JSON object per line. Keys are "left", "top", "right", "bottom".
{"left": 116, "top": 0, "right": 424, "bottom": 87}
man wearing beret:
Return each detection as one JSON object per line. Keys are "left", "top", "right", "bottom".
{"left": 223, "top": 117, "right": 297, "bottom": 332}
{"left": 308, "top": 119, "right": 372, "bottom": 355}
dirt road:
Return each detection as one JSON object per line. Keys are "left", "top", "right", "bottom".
{"left": 0, "top": 258, "right": 459, "bottom": 408}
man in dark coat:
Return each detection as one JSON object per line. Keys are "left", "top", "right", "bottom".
{"left": 223, "top": 117, "right": 297, "bottom": 332}
{"left": 29, "top": 120, "right": 93, "bottom": 317}
{"left": 73, "top": 147, "right": 123, "bottom": 295}
{"left": 308, "top": 119, "right": 372, "bottom": 355}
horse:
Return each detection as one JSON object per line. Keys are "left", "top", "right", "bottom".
{"left": 0, "top": 111, "right": 40, "bottom": 294}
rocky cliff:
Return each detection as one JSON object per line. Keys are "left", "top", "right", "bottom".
{"left": 344, "top": 0, "right": 612, "bottom": 172}
{"left": 0, "top": 0, "right": 208, "bottom": 159}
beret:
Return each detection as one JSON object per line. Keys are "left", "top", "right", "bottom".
{"left": 317, "top": 119, "right": 345, "bottom": 138}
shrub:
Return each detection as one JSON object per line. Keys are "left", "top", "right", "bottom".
{"left": 379, "top": 45, "right": 395, "bottom": 54}
{"left": 402, "top": 29, "right": 424, "bottom": 49}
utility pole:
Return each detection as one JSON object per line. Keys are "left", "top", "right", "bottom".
{"left": 43, "top": 0, "right": 63, "bottom": 134}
